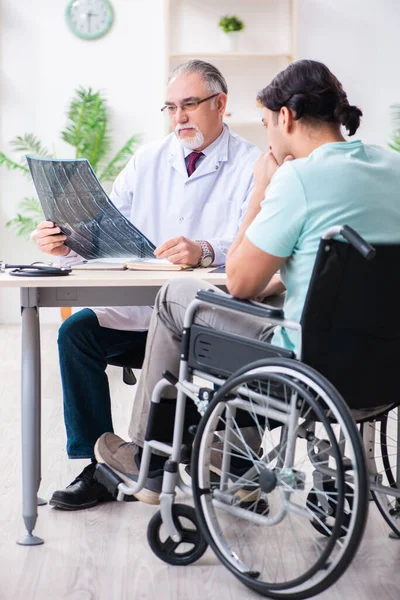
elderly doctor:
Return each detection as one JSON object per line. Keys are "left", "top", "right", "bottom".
{"left": 30, "top": 59, "right": 261, "bottom": 511}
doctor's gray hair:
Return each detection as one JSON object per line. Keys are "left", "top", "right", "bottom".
{"left": 169, "top": 60, "right": 228, "bottom": 95}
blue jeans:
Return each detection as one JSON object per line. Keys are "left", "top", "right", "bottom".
{"left": 58, "top": 309, "right": 147, "bottom": 458}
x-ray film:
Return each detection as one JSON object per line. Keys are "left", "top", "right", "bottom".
{"left": 27, "top": 157, "right": 156, "bottom": 260}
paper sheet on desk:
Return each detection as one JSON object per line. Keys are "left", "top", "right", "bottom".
{"left": 126, "top": 258, "right": 192, "bottom": 271}
{"left": 26, "top": 156, "right": 156, "bottom": 261}
{"left": 71, "top": 257, "right": 192, "bottom": 271}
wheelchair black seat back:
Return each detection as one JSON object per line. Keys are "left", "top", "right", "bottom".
{"left": 190, "top": 230, "right": 400, "bottom": 412}
{"left": 301, "top": 237, "right": 400, "bottom": 410}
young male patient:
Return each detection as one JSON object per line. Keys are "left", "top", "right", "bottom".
{"left": 95, "top": 59, "right": 400, "bottom": 504}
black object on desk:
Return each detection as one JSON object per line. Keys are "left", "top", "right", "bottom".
{"left": 209, "top": 265, "right": 226, "bottom": 273}
{"left": 0, "top": 262, "right": 71, "bottom": 277}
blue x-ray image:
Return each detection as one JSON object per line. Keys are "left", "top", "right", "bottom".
{"left": 27, "top": 156, "right": 156, "bottom": 260}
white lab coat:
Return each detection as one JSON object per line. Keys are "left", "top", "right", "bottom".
{"left": 81, "top": 125, "right": 260, "bottom": 330}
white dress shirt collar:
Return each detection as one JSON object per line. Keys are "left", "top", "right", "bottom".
{"left": 183, "top": 126, "right": 225, "bottom": 159}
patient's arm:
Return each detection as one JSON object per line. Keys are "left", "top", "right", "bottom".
{"left": 226, "top": 153, "right": 291, "bottom": 299}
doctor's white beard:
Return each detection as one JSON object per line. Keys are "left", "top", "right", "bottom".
{"left": 175, "top": 124, "right": 205, "bottom": 150}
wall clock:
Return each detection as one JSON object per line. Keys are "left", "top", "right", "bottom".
{"left": 65, "top": 0, "right": 114, "bottom": 40}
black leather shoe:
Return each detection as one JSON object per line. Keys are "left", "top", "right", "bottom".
{"left": 50, "top": 462, "right": 115, "bottom": 510}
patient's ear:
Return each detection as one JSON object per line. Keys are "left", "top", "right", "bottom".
{"left": 280, "top": 106, "right": 294, "bottom": 133}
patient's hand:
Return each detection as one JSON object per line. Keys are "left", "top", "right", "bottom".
{"left": 253, "top": 152, "right": 295, "bottom": 196}
{"left": 253, "top": 273, "right": 286, "bottom": 302}
{"left": 31, "top": 221, "right": 69, "bottom": 256}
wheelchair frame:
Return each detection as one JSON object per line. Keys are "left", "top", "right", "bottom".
{"left": 96, "top": 225, "right": 400, "bottom": 599}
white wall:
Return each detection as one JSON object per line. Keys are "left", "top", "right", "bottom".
{"left": 0, "top": 0, "right": 166, "bottom": 323}
{"left": 296, "top": 0, "right": 400, "bottom": 146}
{"left": 1, "top": 0, "right": 399, "bottom": 323}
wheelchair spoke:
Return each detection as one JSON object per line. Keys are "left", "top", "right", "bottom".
{"left": 243, "top": 381, "right": 268, "bottom": 442}
{"left": 367, "top": 407, "right": 400, "bottom": 537}
{"left": 272, "top": 514, "right": 289, "bottom": 582}
{"left": 192, "top": 360, "right": 368, "bottom": 597}
{"left": 211, "top": 425, "right": 262, "bottom": 466}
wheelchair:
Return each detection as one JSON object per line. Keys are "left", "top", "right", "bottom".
{"left": 96, "top": 225, "right": 400, "bottom": 599}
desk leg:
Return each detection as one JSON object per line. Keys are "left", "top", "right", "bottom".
{"left": 35, "top": 320, "right": 47, "bottom": 507}
{"left": 17, "top": 301, "right": 44, "bottom": 546}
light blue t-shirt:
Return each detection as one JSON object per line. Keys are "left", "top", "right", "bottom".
{"left": 246, "top": 140, "right": 400, "bottom": 350}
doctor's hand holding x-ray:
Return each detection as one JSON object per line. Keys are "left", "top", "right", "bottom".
{"left": 31, "top": 221, "right": 69, "bottom": 257}
{"left": 31, "top": 221, "right": 207, "bottom": 266}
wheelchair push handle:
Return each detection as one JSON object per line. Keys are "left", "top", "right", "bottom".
{"left": 341, "top": 225, "right": 376, "bottom": 260}
{"left": 322, "top": 225, "right": 376, "bottom": 261}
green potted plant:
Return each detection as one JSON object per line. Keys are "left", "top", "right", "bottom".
{"left": 218, "top": 15, "right": 245, "bottom": 52}
{"left": 389, "top": 103, "right": 400, "bottom": 153}
{"left": 1, "top": 87, "right": 139, "bottom": 238}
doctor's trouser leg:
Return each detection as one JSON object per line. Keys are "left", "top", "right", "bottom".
{"left": 58, "top": 308, "right": 147, "bottom": 458}
{"left": 128, "top": 277, "right": 273, "bottom": 450}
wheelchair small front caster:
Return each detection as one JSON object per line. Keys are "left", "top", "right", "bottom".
{"left": 147, "top": 503, "right": 208, "bottom": 565}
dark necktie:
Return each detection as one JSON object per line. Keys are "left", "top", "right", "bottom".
{"left": 187, "top": 151, "right": 204, "bottom": 177}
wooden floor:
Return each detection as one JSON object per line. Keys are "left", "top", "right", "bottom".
{"left": 0, "top": 323, "right": 400, "bottom": 600}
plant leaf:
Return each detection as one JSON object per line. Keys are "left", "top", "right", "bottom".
{"left": 17, "top": 196, "right": 43, "bottom": 217}
{"left": 389, "top": 141, "right": 400, "bottom": 152}
{"left": 390, "top": 103, "right": 400, "bottom": 131}
{"left": 61, "top": 87, "right": 111, "bottom": 170}
{"left": 389, "top": 104, "right": 400, "bottom": 152}
{"left": 10, "top": 133, "right": 52, "bottom": 160}
{"left": 5, "top": 196, "right": 43, "bottom": 238}
{"left": 98, "top": 136, "right": 139, "bottom": 182}
{"left": 5, "top": 215, "right": 37, "bottom": 237}
{"left": 0, "top": 152, "right": 29, "bottom": 174}
{"left": 2, "top": 86, "right": 140, "bottom": 238}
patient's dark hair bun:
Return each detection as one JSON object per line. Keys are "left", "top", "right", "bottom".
{"left": 257, "top": 59, "right": 363, "bottom": 136}
{"left": 334, "top": 103, "right": 363, "bottom": 136}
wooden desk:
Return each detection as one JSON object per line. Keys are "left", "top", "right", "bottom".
{"left": 0, "top": 268, "right": 226, "bottom": 545}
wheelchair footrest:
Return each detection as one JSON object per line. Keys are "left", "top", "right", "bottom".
{"left": 94, "top": 463, "right": 124, "bottom": 499}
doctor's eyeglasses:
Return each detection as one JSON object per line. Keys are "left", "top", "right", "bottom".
{"left": 161, "top": 93, "right": 219, "bottom": 115}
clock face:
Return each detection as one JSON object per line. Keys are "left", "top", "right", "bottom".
{"left": 66, "top": 0, "right": 113, "bottom": 40}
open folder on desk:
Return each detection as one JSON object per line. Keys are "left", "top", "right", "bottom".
{"left": 71, "top": 258, "right": 192, "bottom": 271}
{"left": 126, "top": 259, "right": 192, "bottom": 271}
{"left": 26, "top": 156, "right": 157, "bottom": 262}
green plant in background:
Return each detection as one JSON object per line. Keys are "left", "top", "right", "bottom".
{"left": 0, "top": 87, "right": 139, "bottom": 237}
{"left": 389, "top": 103, "right": 400, "bottom": 153}
{"left": 218, "top": 15, "right": 245, "bottom": 33}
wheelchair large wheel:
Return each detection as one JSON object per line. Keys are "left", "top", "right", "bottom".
{"left": 191, "top": 358, "right": 368, "bottom": 599}
{"left": 367, "top": 406, "right": 400, "bottom": 538}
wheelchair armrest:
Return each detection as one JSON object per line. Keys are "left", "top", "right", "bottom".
{"left": 196, "top": 289, "right": 285, "bottom": 320}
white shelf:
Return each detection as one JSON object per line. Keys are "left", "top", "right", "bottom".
{"left": 165, "top": 0, "right": 296, "bottom": 151}
{"left": 170, "top": 52, "right": 293, "bottom": 60}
